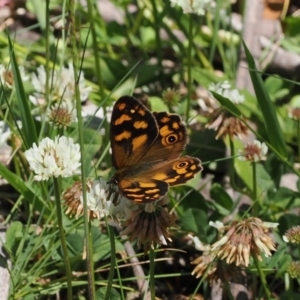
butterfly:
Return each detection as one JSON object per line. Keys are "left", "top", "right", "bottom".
{"left": 108, "top": 96, "right": 202, "bottom": 203}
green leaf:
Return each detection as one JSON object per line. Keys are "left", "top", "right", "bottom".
{"left": 264, "top": 245, "right": 289, "bottom": 270}
{"left": 279, "top": 214, "right": 300, "bottom": 232}
{"left": 7, "top": 33, "right": 38, "bottom": 148}
{"left": 282, "top": 17, "right": 300, "bottom": 37}
{"left": 210, "top": 91, "right": 242, "bottom": 117}
{"left": 210, "top": 183, "right": 233, "bottom": 211}
{"left": 271, "top": 187, "right": 299, "bottom": 210}
{"left": 265, "top": 76, "right": 284, "bottom": 99}
{"left": 297, "top": 178, "right": 300, "bottom": 192}
{"left": 180, "top": 208, "right": 208, "bottom": 238}
{"left": 93, "top": 232, "right": 123, "bottom": 262}
{"left": 148, "top": 96, "right": 168, "bottom": 111}
{"left": 191, "top": 67, "right": 220, "bottom": 88}
{"left": 27, "top": 0, "right": 46, "bottom": 30}
{"left": 242, "top": 41, "right": 287, "bottom": 159}
{"left": 4, "top": 221, "right": 23, "bottom": 256}
{"left": 235, "top": 159, "right": 274, "bottom": 196}
{"left": 176, "top": 187, "right": 208, "bottom": 214}
{"left": 96, "top": 287, "right": 120, "bottom": 300}
{"left": 187, "top": 128, "right": 226, "bottom": 163}
{"left": 0, "top": 163, "right": 49, "bottom": 214}
{"left": 66, "top": 233, "right": 85, "bottom": 256}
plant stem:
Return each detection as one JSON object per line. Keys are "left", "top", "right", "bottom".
{"left": 105, "top": 224, "right": 116, "bottom": 300}
{"left": 254, "top": 257, "right": 272, "bottom": 300}
{"left": 297, "top": 120, "right": 300, "bottom": 163}
{"left": 149, "top": 247, "right": 156, "bottom": 300}
{"left": 186, "top": 14, "right": 193, "bottom": 122}
{"left": 68, "top": 0, "right": 95, "bottom": 298}
{"left": 150, "top": 0, "right": 162, "bottom": 77}
{"left": 252, "top": 162, "right": 258, "bottom": 216}
{"left": 53, "top": 177, "right": 72, "bottom": 299}
{"left": 228, "top": 137, "right": 252, "bottom": 198}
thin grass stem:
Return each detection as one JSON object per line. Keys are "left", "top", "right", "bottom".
{"left": 105, "top": 225, "right": 116, "bottom": 300}
{"left": 254, "top": 257, "right": 272, "bottom": 300}
{"left": 53, "top": 177, "right": 72, "bottom": 299}
{"left": 68, "top": 0, "right": 95, "bottom": 297}
{"left": 149, "top": 247, "right": 156, "bottom": 300}
{"left": 186, "top": 14, "right": 193, "bottom": 122}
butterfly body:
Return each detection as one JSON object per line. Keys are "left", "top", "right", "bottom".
{"left": 109, "top": 96, "right": 202, "bottom": 203}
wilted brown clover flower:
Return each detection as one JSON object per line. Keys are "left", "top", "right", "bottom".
{"left": 47, "top": 101, "right": 77, "bottom": 128}
{"left": 120, "top": 197, "right": 178, "bottom": 253}
{"left": 211, "top": 218, "right": 278, "bottom": 267}
{"left": 63, "top": 179, "right": 112, "bottom": 220}
{"left": 207, "top": 113, "right": 248, "bottom": 140}
{"left": 189, "top": 236, "right": 217, "bottom": 281}
{"left": 191, "top": 252, "right": 217, "bottom": 279}
{"left": 283, "top": 226, "right": 300, "bottom": 244}
{"left": 190, "top": 235, "right": 240, "bottom": 284}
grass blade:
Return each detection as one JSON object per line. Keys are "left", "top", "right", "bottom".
{"left": 7, "top": 32, "right": 38, "bottom": 148}
{"left": 242, "top": 40, "right": 287, "bottom": 158}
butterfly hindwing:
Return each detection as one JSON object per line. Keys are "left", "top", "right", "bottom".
{"left": 118, "top": 156, "right": 202, "bottom": 202}
{"left": 144, "top": 155, "right": 202, "bottom": 186}
{"left": 140, "top": 112, "right": 187, "bottom": 161}
{"left": 118, "top": 178, "right": 169, "bottom": 203}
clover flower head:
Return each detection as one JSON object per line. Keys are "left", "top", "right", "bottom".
{"left": 209, "top": 80, "right": 245, "bottom": 105}
{"left": 30, "top": 63, "right": 92, "bottom": 105}
{"left": 211, "top": 217, "right": 277, "bottom": 267}
{"left": 283, "top": 226, "right": 300, "bottom": 244}
{"left": 47, "top": 100, "right": 77, "bottom": 128}
{"left": 289, "top": 107, "right": 300, "bottom": 120}
{"left": 170, "top": 0, "right": 212, "bottom": 15}
{"left": 239, "top": 140, "right": 268, "bottom": 162}
{"left": 0, "top": 64, "right": 28, "bottom": 89}
{"left": 25, "top": 136, "right": 81, "bottom": 181}
{"left": 119, "top": 196, "right": 177, "bottom": 253}
{"left": 64, "top": 179, "right": 112, "bottom": 220}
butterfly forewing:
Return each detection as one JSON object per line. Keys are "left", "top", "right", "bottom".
{"left": 110, "top": 96, "right": 158, "bottom": 169}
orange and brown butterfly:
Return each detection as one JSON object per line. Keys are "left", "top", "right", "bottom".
{"left": 108, "top": 96, "right": 202, "bottom": 203}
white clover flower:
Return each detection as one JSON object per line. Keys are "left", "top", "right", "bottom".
{"left": 209, "top": 80, "right": 245, "bottom": 104}
{"left": 209, "top": 220, "right": 224, "bottom": 229}
{"left": 31, "top": 65, "right": 47, "bottom": 94}
{"left": 58, "top": 63, "right": 92, "bottom": 102}
{"left": 170, "top": 0, "right": 212, "bottom": 15}
{"left": 282, "top": 235, "right": 289, "bottom": 243}
{"left": 238, "top": 140, "right": 268, "bottom": 162}
{"left": 63, "top": 178, "right": 112, "bottom": 220}
{"left": 110, "top": 194, "right": 139, "bottom": 220}
{"left": 25, "top": 136, "right": 81, "bottom": 181}
{"left": 84, "top": 179, "right": 112, "bottom": 219}
{"left": 30, "top": 63, "right": 92, "bottom": 104}
{"left": 188, "top": 234, "right": 211, "bottom": 251}
{"left": 0, "top": 64, "right": 28, "bottom": 89}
